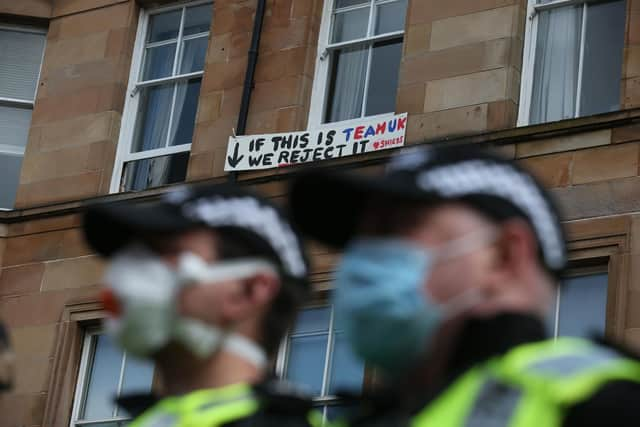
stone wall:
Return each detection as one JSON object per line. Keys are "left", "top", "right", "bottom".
{"left": 0, "top": 214, "right": 103, "bottom": 426}
{"left": 0, "top": 0, "right": 52, "bottom": 18}
{"left": 187, "top": 0, "right": 323, "bottom": 179}
{"left": 14, "top": 1, "right": 138, "bottom": 207}
{"left": 623, "top": 0, "right": 640, "bottom": 108}
{"left": 398, "top": 0, "right": 525, "bottom": 144}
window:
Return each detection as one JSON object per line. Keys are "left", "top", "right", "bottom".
{"left": 309, "top": 0, "right": 407, "bottom": 126}
{"left": 112, "top": 1, "right": 213, "bottom": 193}
{"left": 547, "top": 272, "right": 608, "bottom": 338}
{"left": 0, "top": 25, "right": 46, "bottom": 209}
{"left": 70, "top": 330, "right": 154, "bottom": 426}
{"left": 519, "top": 0, "right": 626, "bottom": 126}
{"left": 276, "top": 305, "right": 365, "bottom": 420}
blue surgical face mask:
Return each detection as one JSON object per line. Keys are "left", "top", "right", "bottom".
{"left": 333, "top": 229, "right": 495, "bottom": 374}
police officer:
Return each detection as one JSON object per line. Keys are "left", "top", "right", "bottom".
{"left": 0, "top": 321, "right": 14, "bottom": 392}
{"left": 289, "top": 144, "right": 640, "bottom": 427}
{"left": 83, "top": 183, "right": 321, "bottom": 427}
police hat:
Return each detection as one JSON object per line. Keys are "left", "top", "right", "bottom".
{"left": 290, "top": 144, "right": 567, "bottom": 278}
{"left": 83, "top": 183, "right": 309, "bottom": 284}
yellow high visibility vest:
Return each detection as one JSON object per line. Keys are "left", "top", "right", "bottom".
{"left": 129, "top": 382, "right": 324, "bottom": 427}
{"left": 411, "top": 338, "right": 640, "bottom": 427}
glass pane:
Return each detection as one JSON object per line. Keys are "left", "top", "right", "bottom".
{"left": 375, "top": 0, "right": 408, "bottom": 35}
{"left": 579, "top": 0, "right": 626, "bottom": 117}
{"left": 325, "top": 45, "right": 368, "bottom": 123}
{"left": 530, "top": 6, "right": 582, "bottom": 124}
{"left": 292, "top": 307, "right": 331, "bottom": 334}
{"left": 0, "top": 29, "right": 45, "bottom": 100}
{"left": 0, "top": 105, "right": 32, "bottom": 150}
{"left": 0, "top": 154, "right": 23, "bottom": 209}
{"left": 180, "top": 37, "right": 208, "bottom": 74}
{"left": 336, "top": 0, "right": 369, "bottom": 8}
{"left": 132, "top": 84, "right": 174, "bottom": 153}
{"left": 148, "top": 10, "right": 181, "bottom": 42}
{"left": 285, "top": 335, "right": 328, "bottom": 395}
{"left": 142, "top": 44, "right": 177, "bottom": 81}
{"left": 365, "top": 39, "right": 402, "bottom": 116}
{"left": 82, "top": 335, "right": 123, "bottom": 420}
{"left": 332, "top": 8, "right": 369, "bottom": 43}
{"left": 120, "top": 354, "right": 154, "bottom": 394}
{"left": 328, "top": 332, "right": 365, "bottom": 394}
{"left": 184, "top": 3, "right": 214, "bottom": 36}
{"left": 121, "top": 151, "right": 190, "bottom": 192}
{"left": 557, "top": 273, "right": 608, "bottom": 338}
{"left": 169, "top": 78, "right": 202, "bottom": 147}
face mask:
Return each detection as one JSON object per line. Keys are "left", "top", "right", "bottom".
{"left": 333, "top": 229, "right": 496, "bottom": 373}
{"left": 102, "top": 245, "right": 275, "bottom": 367}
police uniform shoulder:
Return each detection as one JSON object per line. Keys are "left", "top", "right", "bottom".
{"left": 116, "top": 392, "right": 159, "bottom": 419}
{"left": 592, "top": 336, "right": 640, "bottom": 362}
{"left": 253, "top": 379, "right": 314, "bottom": 413}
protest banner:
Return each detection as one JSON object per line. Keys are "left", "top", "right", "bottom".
{"left": 224, "top": 113, "right": 408, "bottom": 172}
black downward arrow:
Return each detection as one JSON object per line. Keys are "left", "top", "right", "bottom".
{"left": 227, "top": 143, "right": 244, "bottom": 169}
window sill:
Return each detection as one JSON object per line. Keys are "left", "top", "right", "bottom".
{"left": 313, "top": 112, "right": 396, "bottom": 131}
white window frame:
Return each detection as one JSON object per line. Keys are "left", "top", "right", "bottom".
{"left": 0, "top": 23, "right": 47, "bottom": 211}
{"left": 70, "top": 329, "right": 151, "bottom": 426}
{"left": 110, "top": 0, "right": 212, "bottom": 193}
{"left": 275, "top": 304, "right": 363, "bottom": 420}
{"left": 308, "top": 0, "right": 405, "bottom": 129}
{"left": 517, "top": 0, "right": 623, "bottom": 126}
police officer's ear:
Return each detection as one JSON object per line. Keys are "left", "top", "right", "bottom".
{"left": 490, "top": 218, "right": 541, "bottom": 284}
{"left": 475, "top": 218, "right": 551, "bottom": 316}
{"left": 220, "top": 272, "right": 282, "bottom": 322}
{"left": 244, "top": 271, "right": 282, "bottom": 310}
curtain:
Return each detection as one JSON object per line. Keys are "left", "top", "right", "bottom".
{"left": 0, "top": 29, "right": 45, "bottom": 101}
{"left": 128, "top": 32, "right": 208, "bottom": 190}
{"left": 529, "top": 6, "right": 583, "bottom": 124}
{"left": 327, "top": 45, "right": 369, "bottom": 123}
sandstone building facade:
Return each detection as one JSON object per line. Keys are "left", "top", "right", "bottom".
{"left": 1, "top": 0, "right": 640, "bottom": 425}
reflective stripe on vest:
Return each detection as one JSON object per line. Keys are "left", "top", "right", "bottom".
{"left": 130, "top": 383, "right": 259, "bottom": 427}
{"left": 412, "top": 338, "right": 640, "bottom": 427}
{"left": 464, "top": 379, "right": 522, "bottom": 427}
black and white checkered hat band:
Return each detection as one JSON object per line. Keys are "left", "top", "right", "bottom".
{"left": 416, "top": 160, "right": 566, "bottom": 271}
{"left": 181, "top": 196, "right": 307, "bottom": 278}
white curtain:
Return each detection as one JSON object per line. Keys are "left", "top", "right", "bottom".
{"left": 144, "top": 155, "right": 171, "bottom": 189}
{"left": 327, "top": 46, "right": 369, "bottom": 122}
{"left": 530, "top": 6, "right": 583, "bottom": 124}
{"left": 128, "top": 85, "right": 172, "bottom": 190}
{"left": 169, "top": 34, "right": 201, "bottom": 147}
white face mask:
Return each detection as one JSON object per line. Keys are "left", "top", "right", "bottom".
{"left": 103, "top": 245, "right": 275, "bottom": 368}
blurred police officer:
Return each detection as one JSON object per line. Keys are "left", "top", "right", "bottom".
{"left": 0, "top": 321, "right": 14, "bottom": 392}
{"left": 290, "top": 144, "right": 640, "bottom": 427}
{"left": 83, "top": 183, "right": 321, "bottom": 427}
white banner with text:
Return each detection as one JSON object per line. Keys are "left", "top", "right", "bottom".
{"left": 224, "top": 113, "right": 408, "bottom": 172}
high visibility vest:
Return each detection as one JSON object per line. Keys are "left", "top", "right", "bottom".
{"left": 129, "top": 382, "right": 324, "bottom": 427}
{"left": 411, "top": 338, "right": 640, "bottom": 427}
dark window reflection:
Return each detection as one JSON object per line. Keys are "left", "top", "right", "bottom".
{"left": 366, "top": 39, "right": 402, "bottom": 117}
{"left": 580, "top": 0, "right": 625, "bottom": 116}
{"left": 122, "top": 152, "right": 189, "bottom": 192}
